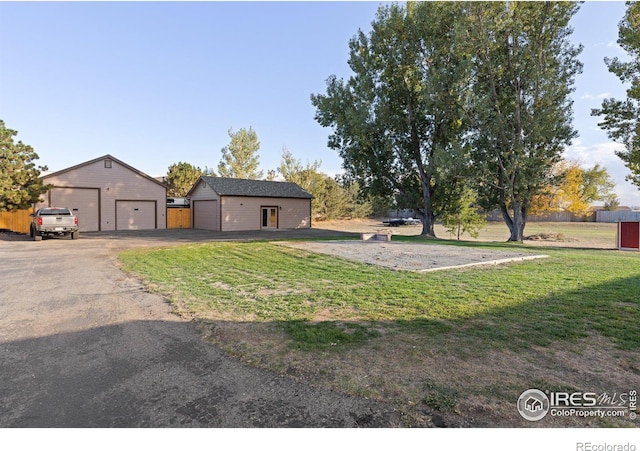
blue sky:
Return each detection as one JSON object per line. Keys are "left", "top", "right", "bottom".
{"left": 1, "top": 1, "right": 639, "bottom": 207}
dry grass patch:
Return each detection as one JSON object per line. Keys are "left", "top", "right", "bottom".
{"left": 199, "top": 320, "right": 639, "bottom": 427}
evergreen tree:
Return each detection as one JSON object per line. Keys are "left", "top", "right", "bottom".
{"left": 166, "top": 162, "right": 203, "bottom": 197}
{"left": 0, "top": 120, "right": 51, "bottom": 212}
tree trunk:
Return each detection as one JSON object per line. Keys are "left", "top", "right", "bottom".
{"left": 421, "top": 209, "right": 436, "bottom": 237}
{"left": 501, "top": 201, "right": 527, "bottom": 242}
{"left": 420, "top": 178, "right": 437, "bottom": 237}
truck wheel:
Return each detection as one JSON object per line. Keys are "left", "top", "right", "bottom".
{"left": 31, "top": 226, "right": 42, "bottom": 241}
{"left": 71, "top": 231, "right": 79, "bottom": 240}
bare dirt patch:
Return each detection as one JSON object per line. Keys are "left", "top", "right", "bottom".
{"left": 281, "top": 240, "right": 547, "bottom": 272}
{"left": 524, "top": 232, "right": 577, "bottom": 243}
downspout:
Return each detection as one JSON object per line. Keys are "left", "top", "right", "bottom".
{"left": 219, "top": 195, "right": 223, "bottom": 232}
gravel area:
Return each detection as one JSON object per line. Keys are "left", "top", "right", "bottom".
{"left": 282, "top": 240, "right": 548, "bottom": 272}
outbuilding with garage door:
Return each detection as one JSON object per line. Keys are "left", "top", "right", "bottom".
{"left": 37, "top": 155, "right": 167, "bottom": 232}
{"left": 188, "top": 176, "right": 312, "bottom": 232}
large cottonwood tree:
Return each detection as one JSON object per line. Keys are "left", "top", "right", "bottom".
{"left": 465, "top": 1, "right": 583, "bottom": 241}
{"left": 312, "top": 2, "right": 471, "bottom": 237}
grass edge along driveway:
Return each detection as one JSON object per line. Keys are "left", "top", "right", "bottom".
{"left": 118, "top": 239, "right": 640, "bottom": 427}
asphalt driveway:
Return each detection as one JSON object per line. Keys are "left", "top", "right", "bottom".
{"left": 0, "top": 229, "right": 397, "bottom": 427}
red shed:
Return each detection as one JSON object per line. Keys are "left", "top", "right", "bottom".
{"left": 618, "top": 221, "right": 640, "bottom": 251}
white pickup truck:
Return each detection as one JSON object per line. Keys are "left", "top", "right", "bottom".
{"left": 30, "top": 207, "right": 79, "bottom": 240}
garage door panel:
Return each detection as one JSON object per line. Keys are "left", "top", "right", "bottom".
{"left": 116, "top": 201, "right": 156, "bottom": 230}
{"left": 193, "top": 200, "right": 218, "bottom": 230}
{"left": 50, "top": 188, "right": 99, "bottom": 232}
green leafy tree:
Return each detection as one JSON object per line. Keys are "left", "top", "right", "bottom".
{"left": 165, "top": 162, "right": 203, "bottom": 197}
{"left": 439, "top": 187, "right": 486, "bottom": 240}
{"left": 277, "top": 148, "right": 371, "bottom": 221}
{"left": 278, "top": 148, "right": 326, "bottom": 220}
{"left": 603, "top": 194, "right": 621, "bottom": 211}
{"left": 311, "top": 2, "right": 471, "bottom": 237}
{"left": 582, "top": 163, "right": 617, "bottom": 205}
{"left": 314, "top": 176, "right": 351, "bottom": 221}
{"left": 218, "top": 127, "right": 263, "bottom": 179}
{"left": 466, "top": 1, "right": 583, "bottom": 241}
{"left": 0, "top": 120, "right": 51, "bottom": 212}
{"left": 336, "top": 174, "right": 373, "bottom": 219}
{"left": 592, "top": 1, "right": 640, "bottom": 188}
{"left": 278, "top": 147, "right": 323, "bottom": 189}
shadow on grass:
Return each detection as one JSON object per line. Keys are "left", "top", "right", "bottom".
{"left": 273, "top": 275, "right": 640, "bottom": 353}
{"left": 422, "top": 274, "right": 638, "bottom": 353}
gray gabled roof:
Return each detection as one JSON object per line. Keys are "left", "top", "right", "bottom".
{"left": 194, "top": 176, "right": 312, "bottom": 199}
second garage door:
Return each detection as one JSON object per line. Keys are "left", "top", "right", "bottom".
{"left": 193, "top": 200, "right": 218, "bottom": 231}
{"left": 116, "top": 201, "right": 157, "bottom": 230}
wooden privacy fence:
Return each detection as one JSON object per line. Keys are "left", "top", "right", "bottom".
{"left": 0, "top": 209, "right": 32, "bottom": 234}
{"left": 167, "top": 207, "right": 191, "bottom": 229}
{"left": 3, "top": 208, "right": 191, "bottom": 232}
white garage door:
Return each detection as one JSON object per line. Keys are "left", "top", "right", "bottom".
{"left": 193, "top": 200, "right": 218, "bottom": 230}
{"left": 50, "top": 187, "right": 100, "bottom": 232}
{"left": 116, "top": 201, "right": 157, "bottom": 230}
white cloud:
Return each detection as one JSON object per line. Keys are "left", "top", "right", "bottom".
{"left": 593, "top": 40, "right": 623, "bottom": 52}
{"left": 564, "top": 141, "right": 621, "bottom": 166}
{"left": 581, "top": 92, "right": 611, "bottom": 100}
{"left": 607, "top": 40, "right": 622, "bottom": 50}
{"left": 616, "top": 183, "right": 640, "bottom": 209}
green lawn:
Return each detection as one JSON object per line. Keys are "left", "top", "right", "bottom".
{"left": 119, "top": 241, "right": 640, "bottom": 351}
{"left": 118, "top": 239, "right": 640, "bottom": 426}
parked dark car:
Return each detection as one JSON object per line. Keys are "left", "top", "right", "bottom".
{"left": 383, "top": 217, "right": 422, "bottom": 227}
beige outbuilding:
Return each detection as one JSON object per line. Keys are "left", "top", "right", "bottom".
{"left": 38, "top": 155, "right": 167, "bottom": 232}
{"left": 188, "top": 176, "right": 312, "bottom": 232}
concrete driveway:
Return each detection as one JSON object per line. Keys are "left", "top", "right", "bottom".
{"left": 0, "top": 229, "right": 397, "bottom": 427}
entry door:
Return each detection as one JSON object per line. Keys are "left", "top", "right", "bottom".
{"left": 261, "top": 207, "right": 278, "bottom": 229}
{"left": 620, "top": 222, "right": 640, "bottom": 249}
